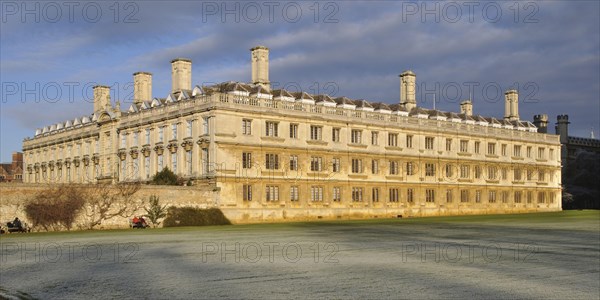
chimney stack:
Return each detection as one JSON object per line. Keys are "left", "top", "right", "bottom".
{"left": 460, "top": 100, "right": 473, "bottom": 116}
{"left": 399, "top": 70, "right": 416, "bottom": 111}
{"left": 251, "top": 46, "right": 270, "bottom": 91}
{"left": 171, "top": 58, "right": 192, "bottom": 92}
{"left": 504, "top": 90, "right": 519, "bottom": 121}
{"left": 133, "top": 72, "right": 152, "bottom": 104}
{"left": 533, "top": 114, "right": 549, "bottom": 133}
{"left": 556, "top": 115, "right": 569, "bottom": 143}
{"left": 93, "top": 85, "right": 111, "bottom": 112}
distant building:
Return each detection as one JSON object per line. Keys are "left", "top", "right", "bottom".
{"left": 534, "top": 114, "right": 600, "bottom": 209}
{"left": 22, "top": 46, "right": 562, "bottom": 219}
{"left": 0, "top": 152, "right": 23, "bottom": 182}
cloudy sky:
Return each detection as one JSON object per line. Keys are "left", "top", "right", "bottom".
{"left": 1, "top": 1, "right": 598, "bottom": 162}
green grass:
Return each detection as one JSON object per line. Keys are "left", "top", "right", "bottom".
{"left": 1, "top": 210, "right": 598, "bottom": 239}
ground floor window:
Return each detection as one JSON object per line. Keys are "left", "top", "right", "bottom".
{"left": 266, "top": 185, "right": 279, "bottom": 202}
{"left": 352, "top": 187, "right": 363, "bottom": 202}
{"left": 290, "top": 186, "right": 299, "bottom": 201}
{"left": 243, "top": 184, "right": 252, "bottom": 201}
{"left": 311, "top": 186, "right": 324, "bottom": 202}
{"left": 425, "top": 189, "right": 435, "bottom": 203}
{"left": 389, "top": 188, "right": 399, "bottom": 202}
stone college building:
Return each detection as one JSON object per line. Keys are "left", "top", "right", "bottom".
{"left": 22, "top": 46, "right": 562, "bottom": 221}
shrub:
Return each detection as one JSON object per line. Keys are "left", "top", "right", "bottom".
{"left": 24, "top": 185, "right": 86, "bottom": 231}
{"left": 163, "top": 207, "right": 231, "bottom": 227}
{"left": 150, "top": 167, "right": 183, "bottom": 185}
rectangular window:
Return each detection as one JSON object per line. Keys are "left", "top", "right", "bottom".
{"left": 425, "top": 163, "right": 436, "bottom": 177}
{"left": 265, "top": 154, "right": 279, "bottom": 170}
{"left": 171, "top": 123, "right": 177, "bottom": 140}
{"left": 371, "top": 160, "right": 379, "bottom": 174}
{"left": 203, "top": 117, "right": 209, "bottom": 135}
{"left": 332, "top": 158, "right": 341, "bottom": 172}
{"left": 406, "top": 162, "right": 414, "bottom": 176}
{"left": 488, "top": 166, "right": 497, "bottom": 180}
{"left": 549, "top": 148, "right": 554, "bottom": 160}
{"left": 475, "top": 166, "right": 482, "bottom": 179}
{"left": 289, "top": 155, "right": 298, "bottom": 171}
{"left": 501, "top": 144, "right": 507, "bottom": 156}
{"left": 502, "top": 191, "right": 509, "bottom": 203}
{"left": 425, "top": 189, "right": 435, "bottom": 203}
{"left": 171, "top": 152, "right": 177, "bottom": 173}
{"left": 527, "top": 169, "right": 533, "bottom": 181}
{"left": 527, "top": 146, "right": 532, "bottom": 158}
{"left": 186, "top": 120, "right": 193, "bottom": 137}
{"left": 538, "top": 192, "right": 545, "bottom": 203}
{"left": 332, "top": 187, "right": 341, "bottom": 202}
{"left": 159, "top": 126, "right": 164, "bottom": 142}
{"left": 242, "top": 152, "right": 252, "bottom": 169}
{"left": 389, "top": 161, "right": 399, "bottom": 175}
{"left": 514, "top": 168, "right": 522, "bottom": 181}
{"left": 290, "top": 186, "right": 299, "bottom": 201}
{"left": 514, "top": 191, "right": 522, "bottom": 203}
{"left": 538, "top": 147, "right": 545, "bottom": 159}
{"left": 425, "top": 137, "right": 434, "bottom": 150}
{"left": 389, "top": 188, "right": 399, "bottom": 202}
{"left": 372, "top": 188, "right": 380, "bottom": 202}
{"left": 474, "top": 141, "right": 481, "bottom": 154}
{"left": 121, "top": 133, "right": 126, "bottom": 148}
{"left": 133, "top": 131, "right": 139, "bottom": 147}
{"left": 538, "top": 170, "right": 545, "bottom": 182}
{"left": 460, "top": 140, "right": 469, "bottom": 153}
{"left": 243, "top": 184, "right": 252, "bottom": 201}
{"left": 351, "top": 158, "right": 363, "bottom": 173}
{"left": 266, "top": 185, "right": 279, "bottom": 201}
{"left": 406, "top": 135, "right": 413, "bottom": 148}
{"left": 407, "top": 188, "right": 414, "bottom": 203}
{"left": 489, "top": 190, "right": 497, "bottom": 203}
{"left": 514, "top": 145, "right": 522, "bottom": 157}
{"left": 445, "top": 164, "right": 453, "bottom": 178}
{"left": 460, "top": 190, "right": 469, "bottom": 202}
{"left": 310, "top": 125, "right": 322, "bottom": 140}
{"left": 388, "top": 133, "right": 398, "bottom": 147}
{"left": 242, "top": 119, "right": 252, "bottom": 135}
{"left": 446, "top": 189, "right": 453, "bottom": 203}
{"left": 332, "top": 128, "right": 341, "bottom": 142}
{"left": 202, "top": 148, "right": 209, "bottom": 174}
{"left": 310, "top": 156, "right": 323, "bottom": 172}
{"left": 289, "top": 123, "right": 298, "bottom": 139}
{"left": 145, "top": 156, "right": 150, "bottom": 179}
{"left": 266, "top": 121, "right": 278, "bottom": 137}
{"left": 145, "top": 129, "right": 151, "bottom": 145}
{"left": 371, "top": 132, "right": 379, "bottom": 145}
{"left": 487, "top": 143, "right": 496, "bottom": 155}
{"left": 475, "top": 190, "right": 481, "bottom": 203}
{"left": 502, "top": 168, "right": 508, "bottom": 180}
{"left": 446, "top": 139, "right": 452, "bottom": 151}
{"left": 527, "top": 191, "right": 533, "bottom": 203}
{"left": 186, "top": 150, "right": 192, "bottom": 176}
{"left": 312, "top": 186, "right": 323, "bottom": 202}
{"left": 351, "top": 130, "right": 362, "bottom": 144}
{"left": 352, "top": 187, "right": 363, "bottom": 202}
{"left": 158, "top": 154, "right": 163, "bottom": 170}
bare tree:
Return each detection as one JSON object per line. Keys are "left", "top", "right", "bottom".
{"left": 82, "top": 182, "right": 142, "bottom": 229}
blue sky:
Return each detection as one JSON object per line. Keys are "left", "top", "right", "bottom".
{"left": 1, "top": 1, "right": 599, "bottom": 163}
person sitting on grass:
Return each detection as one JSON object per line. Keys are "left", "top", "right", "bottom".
{"left": 132, "top": 216, "right": 140, "bottom": 227}
{"left": 139, "top": 217, "right": 147, "bottom": 227}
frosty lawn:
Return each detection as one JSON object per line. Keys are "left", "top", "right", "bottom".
{"left": 1, "top": 211, "right": 599, "bottom": 299}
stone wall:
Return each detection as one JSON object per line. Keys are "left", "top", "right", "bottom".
{"left": 0, "top": 183, "right": 218, "bottom": 230}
